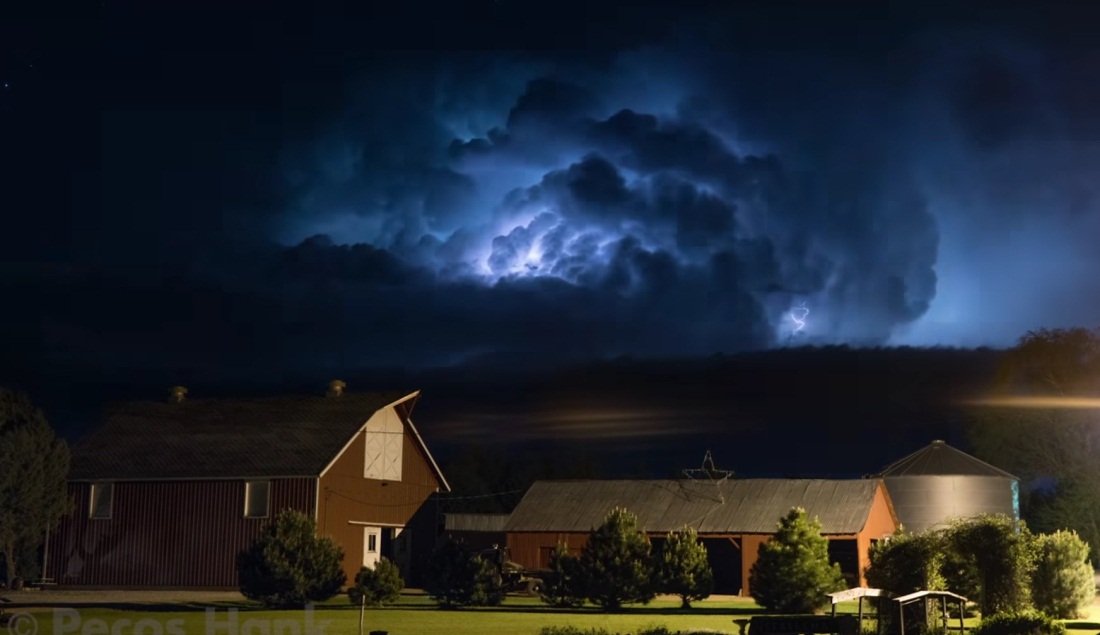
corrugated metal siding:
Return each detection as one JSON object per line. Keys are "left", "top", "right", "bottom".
{"left": 318, "top": 417, "right": 443, "bottom": 584}
{"left": 884, "top": 475, "right": 1017, "bottom": 533}
{"left": 445, "top": 514, "right": 511, "bottom": 532}
{"left": 505, "top": 479, "right": 878, "bottom": 534}
{"left": 48, "top": 478, "right": 315, "bottom": 587}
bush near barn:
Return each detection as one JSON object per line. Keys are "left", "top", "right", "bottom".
{"left": 1030, "top": 530, "right": 1095, "bottom": 619}
{"left": 866, "top": 514, "right": 1096, "bottom": 622}
{"left": 425, "top": 539, "right": 504, "bottom": 608}
{"left": 348, "top": 557, "right": 404, "bottom": 607}
{"left": 236, "top": 509, "right": 346, "bottom": 609}
{"left": 970, "top": 610, "right": 1067, "bottom": 635}
{"left": 540, "top": 542, "right": 587, "bottom": 608}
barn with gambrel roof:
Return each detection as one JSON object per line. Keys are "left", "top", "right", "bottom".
{"left": 48, "top": 384, "right": 449, "bottom": 588}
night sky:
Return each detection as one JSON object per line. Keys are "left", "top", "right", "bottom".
{"left": 2, "top": 2, "right": 1099, "bottom": 472}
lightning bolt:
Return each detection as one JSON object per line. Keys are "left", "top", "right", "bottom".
{"left": 789, "top": 302, "right": 809, "bottom": 333}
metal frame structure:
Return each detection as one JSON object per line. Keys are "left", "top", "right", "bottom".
{"left": 828, "top": 588, "right": 891, "bottom": 635}
{"left": 893, "top": 590, "right": 968, "bottom": 635}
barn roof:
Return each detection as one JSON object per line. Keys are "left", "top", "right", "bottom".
{"left": 504, "top": 479, "right": 887, "bottom": 534}
{"left": 877, "top": 440, "right": 1017, "bottom": 479}
{"left": 69, "top": 389, "right": 448, "bottom": 484}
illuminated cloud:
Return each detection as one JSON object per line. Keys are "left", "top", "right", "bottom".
{"left": 4, "top": 13, "right": 1100, "bottom": 386}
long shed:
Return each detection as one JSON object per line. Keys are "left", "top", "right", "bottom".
{"left": 503, "top": 479, "right": 898, "bottom": 596}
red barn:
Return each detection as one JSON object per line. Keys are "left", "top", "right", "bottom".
{"left": 47, "top": 384, "right": 449, "bottom": 588}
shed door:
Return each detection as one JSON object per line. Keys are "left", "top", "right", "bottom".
{"left": 363, "top": 526, "right": 382, "bottom": 569}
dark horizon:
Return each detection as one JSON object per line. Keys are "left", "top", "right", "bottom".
{"left": 5, "top": 344, "right": 1007, "bottom": 483}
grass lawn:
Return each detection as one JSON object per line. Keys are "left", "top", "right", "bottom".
{"left": 10, "top": 594, "right": 757, "bottom": 635}
{"left": 10, "top": 593, "right": 1100, "bottom": 635}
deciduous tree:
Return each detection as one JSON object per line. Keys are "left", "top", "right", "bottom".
{"left": 946, "top": 514, "right": 1034, "bottom": 616}
{"left": 1031, "top": 530, "right": 1094, "bottom": 619}
{"left": 865, "top": 529, "right": 947, "bottom": 596}
{"left": 0, "top": 388, "right": 72, "bottom": 587}
{"left": 967, "top": 327, "right": 1100, "bottom": 561}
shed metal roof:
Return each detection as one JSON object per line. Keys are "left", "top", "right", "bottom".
{"left": 877, "top": 440, "right": 1017, "bottom": 479}
{"left": 69, "top": 390, "right": 445, "bottom": 482}
{"left": 504, "top": 479, "right": 885, "bottom": 534}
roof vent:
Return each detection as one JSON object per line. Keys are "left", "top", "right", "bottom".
{"left": 168, "top": 386, "right": 188, "bottom": 403}
{"left": 326, "top": 380, "right": 346, "bottom": 398}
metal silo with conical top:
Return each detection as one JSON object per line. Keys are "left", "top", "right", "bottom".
{"left": 877, "top": 440, "right": 1019, "bottom": 533}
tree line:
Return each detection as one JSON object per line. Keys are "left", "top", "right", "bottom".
{"left": 1, "top": 324, "right": 1097, "bottom": 596}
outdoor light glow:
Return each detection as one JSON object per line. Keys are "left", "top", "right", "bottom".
{"left": 963, "top": 396, "right": 1100, "bottom": 409}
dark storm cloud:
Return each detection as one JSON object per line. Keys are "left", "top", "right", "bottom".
{"left": 949, "top": 53, "right": 1044, "bottom": 151}
{"left": 7, "top": 5, "right": 1100, "bottom": 395}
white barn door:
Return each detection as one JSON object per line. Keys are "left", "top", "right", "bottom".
{"left": 363, "top": 526, "right": 382, "bottom": 569}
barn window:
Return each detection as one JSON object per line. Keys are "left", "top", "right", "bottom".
{"left": 364, "top": 408, "right": 404, "bottom": 481}
{"left": 89, "top": 482, "right": 113, "bottom": 519}
{"left": 244, "top": 481, "right": 270, "bottom": 518}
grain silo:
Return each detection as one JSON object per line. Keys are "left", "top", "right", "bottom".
{"left": 876, "top": 440, "right": 1020, "bottom": 533}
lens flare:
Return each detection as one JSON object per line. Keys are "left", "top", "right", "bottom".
{"left": 963, "top": 396, "right": 1100, "bottom": 409}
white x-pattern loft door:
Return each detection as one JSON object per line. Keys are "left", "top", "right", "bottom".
{"left": 364, "top": 408, "right": 404, "bottom": 481}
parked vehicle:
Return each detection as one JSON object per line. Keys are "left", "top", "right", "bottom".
{"left": 0, "top": 595, "right": 12, "bottom": 627}
{"left": 476, "top": 545, "right": 549, "bottom": 596}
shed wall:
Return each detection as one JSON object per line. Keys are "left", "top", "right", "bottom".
{"left": 48, "top": 478, "right": 315, "bottom": 587}
{"left": 506, "top": 532, "right": 589, "bottom": 569}
{"left": 856, "top": 482, "right": 901, "bottom": 585}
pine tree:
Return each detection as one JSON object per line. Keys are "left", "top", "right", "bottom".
{"left": 749, "top": 507, "right": 845, "bottom": 613}
{"left": 580, "top": 507, "right": 655, "bottom": 611}
{"left": 540, "top": 542, "right": 586, "bottom": 608}
{"left": 237, "top": 509, "right": 346, "bottom": 608}
{"left": 0, "top": 389, "right": 72, "bottom": 587}
{"left": 424, "top": 540, "right": 504, "bottom": 608}
{"left": 348, "top": 557, "right": 404, "bottom": 607}
{"left": 656, "top": 526, "right": 714, "bottom": 608}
